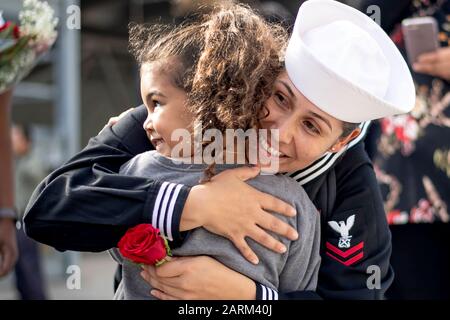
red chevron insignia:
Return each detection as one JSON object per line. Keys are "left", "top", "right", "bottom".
{"left": 326, "top": 241, "right": 364, "bottom": 258}
{"left": 326, "top": 251, "right": 364, "bottom": 266}
{"left": 325, "top": 241, "right": 364, "bottom": 266}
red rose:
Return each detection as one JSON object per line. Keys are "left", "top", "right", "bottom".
{"left": 118, "top": 224, "right": 170, "bottom": 265}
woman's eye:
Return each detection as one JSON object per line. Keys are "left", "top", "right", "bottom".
{"left": 274, "top": 93, "right": 288, "bottom": 108}
{"left": 303, "top": 121, "right": 320, "bottom": 135}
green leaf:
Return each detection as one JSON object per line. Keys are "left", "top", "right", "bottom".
{"left": 163, "top": 236, "right": 172, "bottom": 257}
{"left": 155, "top": 259, "right": 165, "bottom": 267}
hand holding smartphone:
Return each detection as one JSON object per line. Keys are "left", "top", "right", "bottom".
{"left": 402, "top": 16, "right": 440, "bottom": 65}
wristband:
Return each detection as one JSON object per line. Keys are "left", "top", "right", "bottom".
{"left": 0, "top": 207, "right": 18, "bottom": 219}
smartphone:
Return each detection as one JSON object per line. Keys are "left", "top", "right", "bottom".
{"left": 402, "top": 16, "right": 440, "bottom": 65}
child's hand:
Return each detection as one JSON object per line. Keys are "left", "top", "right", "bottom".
{"left": 98, "top": 107, "right": 135, "bottom": 134}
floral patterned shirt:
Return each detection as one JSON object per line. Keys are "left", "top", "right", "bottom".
{"left": 375, "top": 0, "right": 450, "bottom": 224}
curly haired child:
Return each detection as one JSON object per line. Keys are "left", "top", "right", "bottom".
{"left": 110, "top": 2, "right": 321, "bottom": 300}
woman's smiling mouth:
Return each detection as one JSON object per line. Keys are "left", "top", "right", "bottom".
{"left": 259, "top": 134, "right": 288, "bottom": 158}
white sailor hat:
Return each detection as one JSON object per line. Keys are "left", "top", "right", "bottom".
{"left": 285, "top": 0, "right": 416, "bottom": 123}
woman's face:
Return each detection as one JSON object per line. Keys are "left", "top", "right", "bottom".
{"left": 258, "top": 71, "right": 360, "bottom": 173}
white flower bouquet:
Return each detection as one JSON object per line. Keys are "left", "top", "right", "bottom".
{"left": 0, "top": 0, "right": 58, "bottom": 94}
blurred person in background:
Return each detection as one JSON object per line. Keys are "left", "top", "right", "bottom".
{"left": 0, "top": 89, "right": 18, "bottom": 278}
{"left": 359, "top": 0, "right": 450, "bottom": 299}
{"left": 0, "top": 0, "right": 56, "bottom": 282}
{"left": 12, "top": 123, "right": 47, "bottom": 300}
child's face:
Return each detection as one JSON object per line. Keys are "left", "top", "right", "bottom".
{"left": 140, "top": 62, "right": 192, "bottom": 157}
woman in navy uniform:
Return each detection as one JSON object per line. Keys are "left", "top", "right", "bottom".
{"left": 24, "top": 1, "right": 414, "bottom": 299}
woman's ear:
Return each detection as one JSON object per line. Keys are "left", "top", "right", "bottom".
{"left": 329, "top": 127, "right": 362, "bottom": 153}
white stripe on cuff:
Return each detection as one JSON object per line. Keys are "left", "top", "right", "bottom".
{"left": 152, "top": 182, "right": 169, "bottom": 228}
{"left": 158, "top": 183, "right": 176, "bottom": 237}
{"left": 267, "top": 288, "right": 273, "bottom": 300}
{"left": 166, "top": 184, "right": 183, "bottom": 241}
{"left": 260, "top": 285, "right": 278, "bottom": 300}
{"left": 273, "top": 290, "right": 278, "bottom": 300}
{"left": 153, "top": 182, "right": 185, "bottom": 241}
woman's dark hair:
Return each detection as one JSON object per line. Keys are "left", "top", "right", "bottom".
{"left": 341, "top": 121, "right": 361, "bottom": 138}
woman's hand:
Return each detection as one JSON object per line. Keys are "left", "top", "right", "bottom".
{"left": 140, "top": 256, "right": 256, "bottom": 300}
{"left": 181, "top": 166, "right": 299, "bottom": 265}
{"left": 413, "top": 47, "right": 450, "bottom": 81}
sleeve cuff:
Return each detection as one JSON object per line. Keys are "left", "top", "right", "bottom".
{"left": 256, "top": 283, "right": 279, "bottom": 300}
{"left": 149, "top": 182, "right": 190, "bottom": 241}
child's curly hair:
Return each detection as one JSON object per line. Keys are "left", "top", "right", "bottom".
{"left": 129, "top": 2, "right": 287, "bottom": 179}
{"left": 188, "top": 3, "right": 287, "bottom": 132}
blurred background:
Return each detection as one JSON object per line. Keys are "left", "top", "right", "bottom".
{"left": 0, "top": 0, "right": 449, "bottom": 299}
